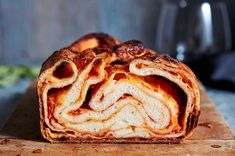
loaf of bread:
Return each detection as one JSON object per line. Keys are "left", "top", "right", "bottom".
{"left": 37, "top": 33, "right": 200, "bottom": 143}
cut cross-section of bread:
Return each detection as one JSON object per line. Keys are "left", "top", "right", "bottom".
{"left": 37, "top": 33, "right": 200, "bottom": 143}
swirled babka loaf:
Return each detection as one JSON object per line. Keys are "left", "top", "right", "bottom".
{"left": 37, "top": 33, "right": 200, "bottom": 143}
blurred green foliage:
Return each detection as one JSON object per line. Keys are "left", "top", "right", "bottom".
{"left": 0, "top": 66, "right": 40, "bottom": 87}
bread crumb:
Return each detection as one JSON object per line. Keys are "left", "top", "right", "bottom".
{"left": 0, "top": 139, "right": 10, "bottom": 145}
{"left": 198, "top": 123, "right": 213, "bottom": 128}
{"left": 32, "top": 149, "right": 43, "bottom": 153}
{"left": 211, "top": 144, "right": 221, "bottom": 148}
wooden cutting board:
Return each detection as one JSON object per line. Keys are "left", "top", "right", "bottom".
{"left": 0, "top": 81, "right": 234, "bottom": 155}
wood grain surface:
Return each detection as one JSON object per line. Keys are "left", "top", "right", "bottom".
{"left": 0, "top": 82, "right": 234, "bottom": 155}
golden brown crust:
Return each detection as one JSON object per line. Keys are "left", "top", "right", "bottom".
{"left": 39, "top": 49, "right": 76, "bottom": 75}
{"left": 69, "top": 32, "right": 120, "bottom": 53}
{"left": 37, "top": 33, "right": 200, "bottom": 143}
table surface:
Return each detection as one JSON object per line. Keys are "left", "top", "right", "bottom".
{"left": 0, "top": 78, "right": 235, "bottom": 132}
{"left": 0, "top": 81, "right": 234, "bottom": 155}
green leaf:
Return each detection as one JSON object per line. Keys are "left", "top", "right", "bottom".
{"left": 0, "top": 65, "right": 40, "bottom": 87}
{"left": 0, "top": 74, "right": 19, "bottom": 87}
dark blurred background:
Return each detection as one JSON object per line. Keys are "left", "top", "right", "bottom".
{"left": 0, "top": 0, "right": 235, "bottom": 90}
